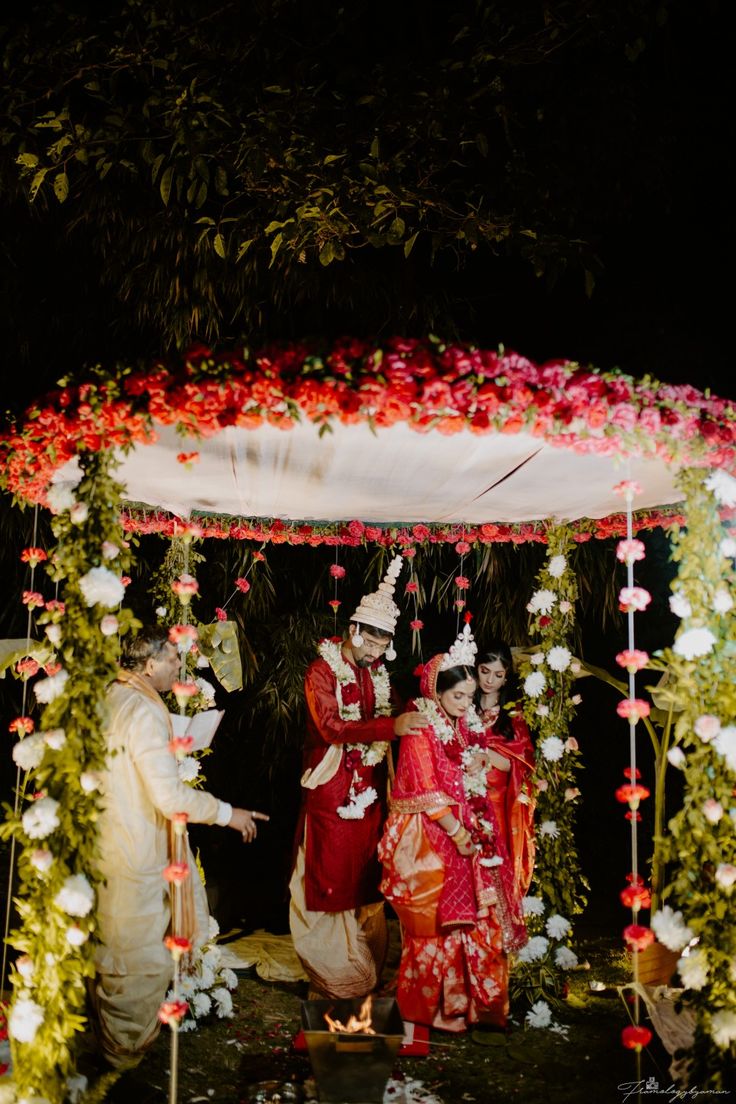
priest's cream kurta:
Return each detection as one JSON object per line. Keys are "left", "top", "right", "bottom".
{"left": 93, "top": 676, "right": 220, "bottom": 1067}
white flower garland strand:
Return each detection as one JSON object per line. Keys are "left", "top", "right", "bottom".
{"left": 318, "top": 639, "right": 392, "bottom": 818}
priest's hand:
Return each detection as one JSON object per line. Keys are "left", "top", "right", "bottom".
{"left": 229, "top": 807, "right": 270, "bottom": 842}
{"left": 393, "top": 711, "right": 427, "bottom": 736}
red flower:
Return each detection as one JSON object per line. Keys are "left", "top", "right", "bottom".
{"left": 45, "top": 600, "right": 65, "bottom": 615}
{"left": 253, "top": 550, "right": 266, "bottom": 562}
{"left": 158, "top": 1000, "right": 189, "bottom": 1026}
{"left": 402, "top": 547, "right": 417, "bottom": 558}
{"left": 340, "top": 683, "right": 361, "bottom": 706}
{"left": 330, "top": 564, "right": 346, "bottom": 579}
{"left": 120, "top": 575, "right": 132, "bottom": 587}
{"left": 405, "top": 582, "right": 418, "bottom": 593}
{"left": 539, "top": 615, "right": 551, "bottom": 627}
{"left": 409, "top": 619, "right": 424, "bottom": 631}
{"left": 328, "top": 599, "right": 341, "bottom": 611}
{"left": 44, "top": 661, "right": 61, "bottom": 676}
{"left": 623, "top": 924, "right": 654, "bottom": 951}
{"left": 615, "top": 784, "right": 650, "bottom": 808}
{"left": 215, "top": 607, "right": 228, "bottom": 621}
{"left": 455, "top": 541, "right": 471, "bottom": 555}
{"left": 21, "top": 547, "right": 47, "bottom": 566}
{"left": 621, "top": 1025, "right": 652, "bottom": 1050}
{"left": 164, "top": 935, "right": 192, "bottom": 958}
{"left": 620, "top": 885, "right": 651, "bottom": 910}
{"left": 163, "top": 862, "right": 190, "bottom": 884}
{"left": 169, "top": 624, "right": 198, "bottom": 645}
{"left": 234, "top": 577, "right": 251, "bottom": 594}
{"left": 16, "top": 658, "right": 40, "bottom": 678}
{"left": 176, "top": 451, "right": 200, "bottom": 465}
{"left": 413, "top": 664, "right": 425, "bottom": 677}
{"left": 9, "top": 716, "right": 34, "bottom": 735}
{"left": 623, "top": 766, "right": 641, "bottom": 781}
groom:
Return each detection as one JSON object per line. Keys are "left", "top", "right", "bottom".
{"left": 289, "top": 556, "right": 424, "bottom": 999}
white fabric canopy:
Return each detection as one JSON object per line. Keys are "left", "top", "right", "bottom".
{"left": 79, "top": 421, "right": 685, "bottom": 524}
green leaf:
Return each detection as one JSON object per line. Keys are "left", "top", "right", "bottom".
{"left": 213, "top": 232, "right": 226, "bottom": 259}
{"left": 53, "top": 170, "right": 69, "bottom": 203}
{"left": 323, "top": 153, "right": 345, "bottom": 164}
{"left": 16, "top": 152, "right": 39, "bottom": 169}
{"left": 387, "top": 216, "right": 405, "bottom": 243}
{"left": 370, "top": 136, "right": 380, "bottom": 159}
{"left": 403, "top": 231, "right": 418, "bottom": 257}
{"left": 28, "top": 167, "right": 48, "bottom": 201}
{"left": 159, "top": 164, "right": 174, "bottom": 206}
{"left": 236, "top": 239, "right": 254, "bottom": 261}
{"left": 151, "top": 153, "right": 166, "bottom": 185}
{"left": 318, "top": 240, "right": 335, "bottom": 266}
{"left": 269, "top": 232, "right": 284, "bottom": 266}
{"left": 198, "top": 622, "right": 243, "bottom": 691}
{"left": 214, "top": 165, "right": 229, "bottom": 195}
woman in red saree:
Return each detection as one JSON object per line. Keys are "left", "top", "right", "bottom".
{"left": 476, "top": 641, "right": 536, "bottom": 899}
{"left": 379, "top": 628, "right": 527, "bottom": 1033}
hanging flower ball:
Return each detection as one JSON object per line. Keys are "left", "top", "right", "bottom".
{"left": 621, "top": 1024, "right": 652, "bottom": 1050}
{"left": 615, "top": 649, "right": 650, "bottom": 673}
{"left": 158, "top": 1000, "right": 189, "bottom": 1026}
{"left": 20, "top": 547, "right": 48, "bottom": 567}
{"left": 171, "top": 573, "right": 199, "bottom": 604}
{"left": 329, "top": 564, "right": 346, "bottom": 579}
{"left": 616, "top": 699, "right": 651, "bottom": 722}
{"left": 623, "top": 924, "right": 655, "bottom": 951}
{"left": 234, "top": 577, "right": 251, "bottom": 593}
{"left": 163, "top": 862, "right": 190, "bottom": 884}
{"left": 618, "top": 586, "right": 652, "bottom": 613}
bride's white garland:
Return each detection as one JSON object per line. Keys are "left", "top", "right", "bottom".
{"left": 318, "top": 639, "right": 392, "bottom": 819}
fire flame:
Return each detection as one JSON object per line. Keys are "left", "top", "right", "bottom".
{"left": 324, "top": 995, "right": 375, "bottom": 1035}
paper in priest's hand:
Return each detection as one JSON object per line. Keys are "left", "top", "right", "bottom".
{"left": 169, "top": 709, "right": 224, "bottom": 751}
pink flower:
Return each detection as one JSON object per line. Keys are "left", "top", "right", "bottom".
{"left": 715, "top": 864, "right": 736, "bottom": 888}
{"left": 536, "top": 779, "right": 549, "bottom": 793}
{"left": 616, "top": 539, "right": 646, "bottom": 564}
{"left": 454, "top": 575, "right": 470, "bottom": 589}
{"left": 162, "top": 862, "right": 190, "bottom": 884}
{"left": 172, "top": 681, "right": 198, "bottom": 707}
{"left": 402, "top": 547, "right": 417, "bottom": 558}
{"left": 612, "top": 480, "right": 643, "bottom": 499}
{"left": 9, "top": 716, "right": 34, "bottom": 735}
{"left": 564, "top": 787, "right": 580, "bottom": 802}
{"left": 702, "top": 799, "right": 724, "bottom": 824}
{"left": 620, "top": 885, "right": 651, "bottom": 910}
{"left": 16, "top": 658, "right": 40, "bottom": 678}
{"left": 405, "top": 582, "right": 418, "bottom": 594}
{"left": 615, "top": 649, "right": 650, "bottom": 673}
{"left": 22, "top": 591, "right": 45, "bottom": 610}
{"left": 623, "top": 924, "right": 654, "bottom": 951}
{"left": 564, "top": 736, "right": 579, "bottom": 752}
{"left": 409, "top": 619, "right": 424, "bottom": 631}
{"left": 234, "top": 577, "right": 251, "bottom": 594}
{"left": 694, "top": 714, "right": 720, "bottom": 742}
{"left": 171, "top": 574, "right": 199, "bottom": 603}
{"left": 618, "top": 586, "right": 652, "bottom": 613}
{"left": 158, "top": 1000, "right": 189, "bottom": 1025}
{"left": 168, "top": 736, "right": 194, "bottom": 759}
{"left": 253, "top": 550, "right": 266, "bottom": 562}
{"left": 617, "top": 699, "right": 651, "bottom": 722}
{"left": 455, "top": 541, "right": 471, "bottom": 554}
{"left": 215, "top": 607, "right": 228, "bottom": 621}
{"left": 329, "top": 564, "right": 346, "bottom": 579}
{"left": 454, "top": 599, "right": 466, "bottom": 611}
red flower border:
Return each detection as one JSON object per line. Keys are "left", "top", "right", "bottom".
{"left": 1, "top": 338, "right": 733, "bottom": 514}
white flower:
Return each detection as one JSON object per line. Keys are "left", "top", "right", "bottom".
{"left": 70, "top": 502, "right": 89, "bottom": 524}
{"left": 705, "top": 469, "right": 736, "bottom": 507}
{"left": 192, "top": 992, "right": 212, "bottom": 1018}
{"left": 30, "top": 848, "right": 54, "bottom": 873}
{"left": 16, "top": 956, "right": 35, "bottom": 982}
{"left": 34, "top": 669, "right": 69, "bottom": 704}
{"left": 80, "top": 771, "right": 102, "bottom": 794}
{"left": 45, "top": 623, "right": 62, "bottom": 646}
{"left": 673, "top": 627, "right": 717, "bottom": 660}
{"left": 221, "top": 968, "right": 238, "bottom": 991}
{"left": 547, "top": 555, "right": 567, "bottom": 578}
{"left": 530, "top": 652, "right": 545, "bottom": 666}
{"left": 522, "top": 896, "right": 545, "bottom": 917}
{"left": 195, "top": 678, "right": 216, "bottom": 704}
{"left": 535, "top": 704, "right": 549, "bottom": 717}
{"left": 558, "top": 600, "right": 572, "bottom": 614}
{"left": 546, "top": 646, "right": 572, "bottom": 672}
{"left": 525, "top": 1000, "right": 553, "bottom": 1028}
{"left": 12, "top": 734, "right": 45, "bottom": 772}
{"left": 202, "top": 946, "right": 222, "bottom": 971}
{"left": 668, "top": 592, "right": 692, "bottom": 619}
{"left": 523, "top": 672, "right": 546, "bottom": 698}
{"left": 479, "top": 855, "right": 504, "bottom": 868}
{"left": 667, "top": 747, "right": 686, "bottom": 769}
{"left": 712, "top": 589, "right": 733, "bottom": 614}
{"left": 43, "top": 729, "right": 66, "bottom": 752}
{"left": 46, "top": 482, "right": 76, "bottom": 513}
{"left": 715, "top": 863, "right": 736, "bottom": 889}
{"left": 155, "top": 605, "right": 167, "bottom": 617}
{"left": 66, "top": 925, "right": 88, "bottom": 946}
{"left": 66, "top": 1074, "right": 88, "bottom": 1104}
{"left": 101, "top": 541, "right": 120, "bottom": 560}
{"left": 179, "top": 1018, "right": 196, "bottom": 1033}
{"left": 195, "top": 654, "right": 211, "bottom": 668}
{"left": 651, "top": 905, "right": 695, "bottom": 952}
{"left": 78, "top": 566, "right": 125, "bottom": 609}
{"left": 527, "top": 589, "right": 557, "bottom": 615}
{"left": 713, "top": 726, "right": 736, "bottom": 772}
{"left": 179, "top": 975, "right": 198, "bottom": 998}
{"left": 540, "top": 736, "right": 565, "bottom": 762}
{"left": 22, "top": 797, "right": 60, "bottom": 839}
{"left": 9, "top": 996, "right": 44, "bottom": 1043}
{"left": 677, "top": 948, "right": 708, "bottom": 991}
{"left": 694, "top": 714, "right": 721, "bottom": 742}
{"left": 212, "top": 986, "right": 233, "bottom": 1018}
{"left": 711, "top": 1010, "right": 736, "bottom": 1048}
{"left": 571, "top": 693, "right": 582, "bottom": 705}
{"left": 54, "top": 874, "right": 94, "bottom": 917}
{"left": 546, "top": 914, "right": 571, "bottom": 940}
{"left": 100, "top": 614, "right": 119, "bottom": 636}
{"left": 207, "top": 915, "right": 220, "bottom": 940}
{"left": 720, "top": 536, "right": 736, "bottom": 559}
{"left": 517, "top": 936, "right": 549, "bottom": 963}
{"left": 554, "top": 946, "right": 579, "bottom": 970}
{"left": 178, "top": 756, "right": 201, "bottom": 783}
{"left": 539, "top": 819, "right": 559, "bottom": 839}
{"left": 702, "top": 799, "right": 724, "bottom": 824}
{"left": 198, "top": 965, "right": 216, "bottom": 990}
{"left": 337, "top": 785, "right": 378, "bottom": 819}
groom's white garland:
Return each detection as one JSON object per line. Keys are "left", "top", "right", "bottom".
{"left": 318, "top": 639, "right": 392, "bottom": 818}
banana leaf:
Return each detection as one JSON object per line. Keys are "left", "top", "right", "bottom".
{"left": 198, "top": 621, "right": 243, "bottom": 692}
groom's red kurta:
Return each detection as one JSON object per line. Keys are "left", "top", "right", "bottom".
{"left": 299, "top": 652, "right": 396, "bottom": 912}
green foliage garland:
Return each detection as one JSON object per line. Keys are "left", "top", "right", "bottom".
{"left": 657, "top": 469, "right": 736, "bottom": 1087}
{"left": 518, "top": 524, "right": 588, "bottom": 920}
{"left": 1, "top": 450, "right": 136, "bottom": 1102}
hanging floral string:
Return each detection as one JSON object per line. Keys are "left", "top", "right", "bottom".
{"left": 0, "top": 450, "right": 135, "bottom": 1103}
{"left": 649, "top": 468, "right": 736, "bottom": 1088}
{"left": 454, "top": 535, "right": 471, "bottom": 632}
{"left": 514, "top": 524, "right": 586, "bottom": 1024}
{"left": 214, "top": 545, "right": 265, "bottom": 623}
{"left": 328, "top": 551, "right": 346, "bottom": 630}
{"left": 403, "top": 547, "right": 424, "bottom": 657}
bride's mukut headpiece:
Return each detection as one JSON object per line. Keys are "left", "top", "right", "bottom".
{"left": 350, "top": 555, "right": 404, "bottom": 660}
{"left": 439, "top": 622, "right": 477, "bottom": 670}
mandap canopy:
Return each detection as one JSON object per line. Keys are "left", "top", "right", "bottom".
{"left": 1, "top": 338, "right": 735, "bottom": 1101}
